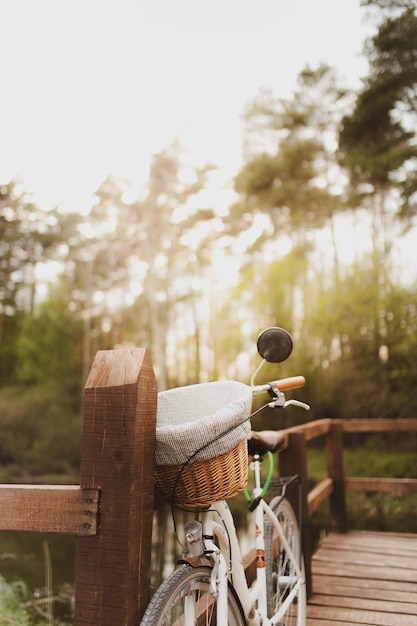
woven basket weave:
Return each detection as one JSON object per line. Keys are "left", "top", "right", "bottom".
{"left": 155, "top": 438, "right": 248, "bottom": 508}
{"left": 154, "top": 381, "right": 252, "bottom": 508}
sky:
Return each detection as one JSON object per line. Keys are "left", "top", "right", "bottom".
{"left": 1, "top": 0, "right": 373, "bottom": 212}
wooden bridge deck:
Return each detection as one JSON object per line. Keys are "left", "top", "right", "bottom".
{"left": 307, "top": 530, "right": 417, "bottom": 625}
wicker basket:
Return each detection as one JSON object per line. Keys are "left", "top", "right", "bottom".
{"left": 155, "top": 438, "right": 248, "bottom": 508}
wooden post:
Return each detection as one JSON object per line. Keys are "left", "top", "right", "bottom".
{"left": 279, "top": 431, "right": 312, "bottom": 598}
{"left": 74, "top": 348, "right": 157, "bottom": 626}
{"left": 326, "top": 420, "right": 347, "bottom": 533}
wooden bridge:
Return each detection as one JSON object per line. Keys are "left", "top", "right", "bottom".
{"left": 270, "top": 415, "right": 417, "bottom": 626}
{"left": 307, "top": 530, "right": 417, "bottom": 625}
{"left": 1, "top": 347, "right": 416, "bottom": 625}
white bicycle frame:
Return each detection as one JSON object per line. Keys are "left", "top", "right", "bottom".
{"left": 194, "top": 456, "right": 305, "bottom": 626}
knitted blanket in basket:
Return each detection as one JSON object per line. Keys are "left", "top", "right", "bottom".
{"left": 155, "top": 380, "right": 252, "bottom": 466}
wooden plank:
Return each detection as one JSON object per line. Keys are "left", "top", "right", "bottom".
{"left": 318, "top": 528, "right": 417, "bottom": 544}
{"left": 74, "top": 347, "right": 158, "bottom": 626}
{"left": 319, "top": 532, "right": 417, "bottom": 557}
{"left": 316, "top": 532, "right": 417, "bottom": 563}
{"left": 342, "top": 418, "right": 417, "bottom": 432}
{"left": 307, "top": 616, "right": 374, "bottom": 626}
{"left": 312, "top": 558, "right": 415, "bottom": 583}
{"left": 313, "top": 576, "right": 417, "bottom": 602}
{"left": 0, "top": 485, "right": 98, "bottom": 535}
{"left": 307, "top": 604, "right": 416, "bottom": 625}
{"left": 309, "top": 593, "right": 417, "bottom": 616}
{"left": 287, "top": 418, "right": 332, "bottom": 441}
{"left": 313, "top": 547, "right": 417, "bottom": 572}
{"left": 308, "top": 531, "right": 417, "bottom": 624}
{"left": 346, "top": 476, "right": 417, "bottom": 494}
{"left": 308, "top": 477, "right": 333, "bottom": 516}
{"left": 313, "top": 572, "right": 417, "bottom": 593}
{"left": 318, "top": 540, "right": 417, "bottom": 560}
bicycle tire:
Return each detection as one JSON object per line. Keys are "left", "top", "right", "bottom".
{"left": 264, "top": 498, "right": 306, "bottom": 626}
{"left": 139, "top": 564, "right": 247, "bottom": 626}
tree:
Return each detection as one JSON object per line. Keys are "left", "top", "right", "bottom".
{"left": 16, "top": 283, "right": 82, "bottom": 404}
{"left": 305, "top": 259, "right": 417, "bottom": 420}
{"left": 0, "top": 180, "right": 71, "bottom": 387}
{"left": 233, "top": 66, "right": 350, "bottom": 271}
{"left": 63, "top": 143, "right": 220, "bottom": 389}
{"left": 231, "top": 66, "right": 351, "bottom": 339}
{"left": 338, "top": 1, "right": 417, "bottom": 389}
{"left": 0, "top": 181, "right": 63, "bottom": 343}
{"left": 342, "top": 1, "right": 417, "bottom": 223}
{"left": 126, "top": 143, "right": 219, "bottom": 388}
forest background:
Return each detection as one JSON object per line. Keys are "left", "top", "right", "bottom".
{"left": 1, "top": 0, "right": 417, "bottom": 482}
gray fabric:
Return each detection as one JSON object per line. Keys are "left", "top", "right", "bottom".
{"left": 156, "top": 381, "right": 252, "bottom": 466}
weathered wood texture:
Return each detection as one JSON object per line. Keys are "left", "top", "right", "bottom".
{"left": 287, "top": 418, "right": 331, "bottom": 441}
{"left": 342, "top": 418, "right": 417, "bottom": 433}
{"left": 346, "top": 476, "right": 417, "bottom": 494}
{"left": 74, "top": 348, "right": 157, "bottom": 626}
{"left": 0, "top": 485, "right": 98, "bottom": 534}
{"left": 279, "top": 430, "right": 313, "bottom": 598}
{"left": 326, "top": 420, "right": 347, "bottom": 533}
{"left": 307, "top": 531, "right": 417, "bottom": 625}
{"left": 307, "top": 477, "right": 333, "bottom": 517}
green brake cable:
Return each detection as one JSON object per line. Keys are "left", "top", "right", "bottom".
{"left": 243, "top": 450, "right": 274, "bottom": 503}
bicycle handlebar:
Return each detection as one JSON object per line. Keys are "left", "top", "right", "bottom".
{"left": 252, "top": 375, "right": 305, "bottom": 396}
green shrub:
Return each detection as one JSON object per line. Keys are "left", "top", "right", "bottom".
{"left": 0, "top": 575, "right": 30, "bottom": 625}
{"left": 0, "top": 383, "right": 81, "bottom": 477}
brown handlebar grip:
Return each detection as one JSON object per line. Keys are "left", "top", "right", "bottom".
{"left": 273, "top": 376, "right": 305, "bottom": 390}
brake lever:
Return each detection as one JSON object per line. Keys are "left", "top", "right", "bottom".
{"left": 267, "top": 397, "right": 310, "bottom": 411}
{"left": 267, "top": 383, "right": 285, "bottom": 408}
{"left": 284, "top": 399, "right": 310, "bottom": 411}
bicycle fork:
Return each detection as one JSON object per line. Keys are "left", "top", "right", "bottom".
{"left": 184, "top": 504, "right": 261, "bottom": 626}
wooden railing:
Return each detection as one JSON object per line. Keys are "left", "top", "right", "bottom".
{"left": 278, "top": 417, "right": 417, "bottom": 596}
{"left": 1, "top": 348, "right": 158, "bottom": 626}
{"left": 1, "top": 346, "right": 416, "bottom": 622}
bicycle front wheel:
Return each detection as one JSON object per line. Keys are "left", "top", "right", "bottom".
{"left": 139, "top": 564, "right": 246, "bottom": 626}
{"left": 264, "top": 498, "right": 306, "bottom": 626}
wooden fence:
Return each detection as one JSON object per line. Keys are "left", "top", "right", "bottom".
{"left": 279, "top": 417, "right": 417, "bottom": 597}
{"left": 1, "top": 347, "right": 158, "bottom": 626}
{"left": 1, "top": 347, "right": 416, "bottom": 623}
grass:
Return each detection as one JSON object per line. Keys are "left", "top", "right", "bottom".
{"left": 0, "top": 575, "right": 72, "bottom": 626}
{"left": 0, "top": 575, "right": 30, "bottom": 625}
{"left": 307, "top": 433, "right": 417, "bottom": 535}
{"left": 0, "top": 540, "right": 72, "bottom": 626}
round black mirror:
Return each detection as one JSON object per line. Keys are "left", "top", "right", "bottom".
{"left": 257, "top": 327, "right": 293, "bottom": 363}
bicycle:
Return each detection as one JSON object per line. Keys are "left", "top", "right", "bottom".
{"left": 141, "top": 327, "right": 310, "bottom": 626}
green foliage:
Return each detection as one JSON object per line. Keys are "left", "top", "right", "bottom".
{"left": 347, "top": 492, "right": 417, "bottom": 532}
{"left": 302, "top": 256, "right": 417, "bottom": 420}
{"left": 341, "top": 1, "right": 417, "bottom": 219}
{"left": 0, "top": 574, "right": 72, "bottom": 626}
{"left": 308, "top": 439, "right": 417, "bottom": 534}
{"left": 339, "top": 78, "right": 416, "bottom": 186}
{"left": 0, "top": 575, "right": 30, "bottom": 625}
{"left": 364, "top": 1, "right": 417, "bottom": 105}
{"left": 347, "top": 448, "right": 417, "bottom": 478}
{"left": 15, "top": 284, "right": 82, "bottom": 403}
{"left": 0, "top": 383, "right": 81, "bottom": 476}
{"left": 0, "top": 312, "right": 24, "bottom": 386}
{"left": 0, "top": 181, "right": 66, "bottom": 325}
